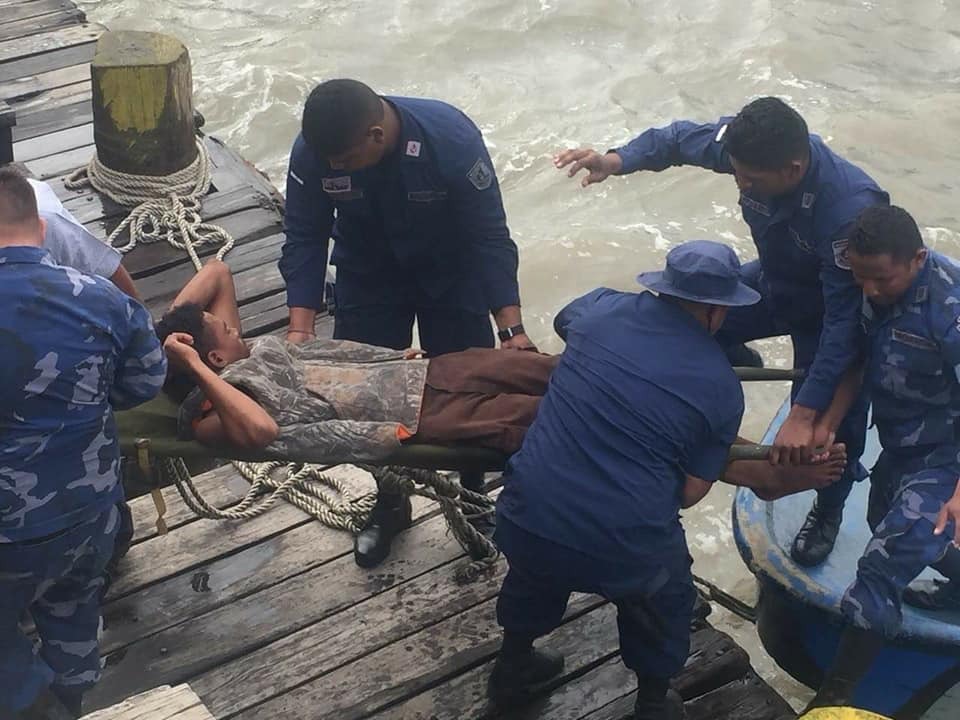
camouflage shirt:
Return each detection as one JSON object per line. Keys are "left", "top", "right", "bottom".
{"left": 178, "top": 335, "right": 429, "bottom": 463}
{"left": 862, "top": 250, "right": 960, "bottom": 466}
{"left": 0, "top": 246, "right": 167, "bottom": 542}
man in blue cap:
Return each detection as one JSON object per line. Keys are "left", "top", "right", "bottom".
{"left": 281, "top": 79, "right": 532, "bottom": 564}
{"left": 556, "top": 97, "right": 889, "bottom": 567}
{"left": 488, "top": 240, "right": 831, "bottom": 719}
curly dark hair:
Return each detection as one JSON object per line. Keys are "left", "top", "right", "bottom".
{"left": 154, "top": 302, "right": 213, "bottom": 401}
{"left": 849, "top": 206, "right": 923, "bottom": 263}
{"left": 724, "top": 97, "right": 810, "bottom": 171}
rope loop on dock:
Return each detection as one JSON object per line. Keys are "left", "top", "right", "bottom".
{"left": 65, "top": 139, "right": 234, "bottom": 271}
{"left": 163, "top": 457, "right": 499, "bottom": 583}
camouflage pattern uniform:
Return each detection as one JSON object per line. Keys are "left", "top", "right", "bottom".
{"left": 841, "top": 250, "right": 960, "bottom": 635}
{"left": 0, "top": 246, "right": 166, "bottom": 713}
{"left": 178, "top": 335, "right": 429, "bottom": 463}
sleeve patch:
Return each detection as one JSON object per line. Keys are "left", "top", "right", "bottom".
{"left": 832, "top": 238, "right": 851, "bottom": 270}
{"left": 467, "top": 158, "right": 494, "bottom": 191}
{"left": 289, "top": 170, "right": 305, "bottom": 186}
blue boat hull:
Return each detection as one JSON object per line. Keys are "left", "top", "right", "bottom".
{"left": 733, "top": 401, "right": 960, "bottom": 717}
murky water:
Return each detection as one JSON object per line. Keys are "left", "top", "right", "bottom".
{"left": 80, "top": 0, "right": 960, "bottom": 707}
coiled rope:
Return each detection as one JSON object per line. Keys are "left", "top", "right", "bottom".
{"left": 65, "top": 139, "right": 234, "bottom": 271}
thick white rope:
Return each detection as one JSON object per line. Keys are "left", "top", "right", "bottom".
{"left": 65, "top": 139, "right": 234, "bottom": 271}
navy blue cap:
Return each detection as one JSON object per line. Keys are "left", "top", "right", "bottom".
{"left": 636, "top": 240, "right": 760, "bottom": 307}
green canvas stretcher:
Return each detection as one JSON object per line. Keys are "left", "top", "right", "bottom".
{"left": 115, "top": 394, "right": 514, "bottom": 473}
{"left": 116, "top": 394, "right": 777, "bottom": 473}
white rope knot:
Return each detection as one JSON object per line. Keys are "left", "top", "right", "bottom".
{"left": 66, "top": 139, "right": 234, "bottom": 271}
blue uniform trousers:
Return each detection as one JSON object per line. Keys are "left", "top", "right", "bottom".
{"left": 715, "top": 260, "right": 868, "bottom": 511}
{"left": 841, "top": 453, "right": 959, "bottom": 636}
{"left": 332, "top": 268, "right": 494, "bottom": 356}
{"left": 0, "top": 505, "right": 119, "bottom": 713}
{"left": 494, "top": 516, "right": 696, "bottom": 681}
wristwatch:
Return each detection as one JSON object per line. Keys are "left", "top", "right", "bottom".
{"left": 497, "top": 323, "right": 526, "bottom": 342}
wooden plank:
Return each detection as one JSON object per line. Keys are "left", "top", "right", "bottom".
{"left": 10, "top": 97, "right": 90, "bottom": 140}
{"left": 9, "top": 78, "right": 89, "bottom": 114}
{"left": 22, "top": 140, "right": 91, "bottom": 177}
{"left": 80, "top": 684, "right": 213, "bottom": 720}
{"left": 11, "top": 120, "right": 91, "bottom": 161}
{"left": 103, "top": 478, "right": 435, "bottom": 656}
{"left": 138, "top": 234, "right": 285, "bottom": 315}
{"left": 2, "top": 0, "right": 79, "bottom": 25}
{"left": 109, "top": 495, "right": 312, "bottom": 600}
{"left": 684, "top": 671, "right": 796, "bottom": 720}
{"left": 205, "top": 134, "right": 283, "bottom": 210}
{"left": 232, "top": 258, "right": 284, "bottom": 304}
{"left": 117, "top": 207, "right": 282, "bottom": 278}
{"left": 126, "top": 464, "right": 270, "bottom": 546}
{"left": 226, "top": 593, "right": 603, "bottom": 720}
{"left": 0, "top": 23, "right": 101, "bottom": 64}
{"left": 0, "top": 41, "right": 95, "bottom": 85}
{"left": 89, "top": 510, "right": 470, "bottom": 710}
{"left": 0, "top": 63, "right": 89, "bottom": 102}
{"left": 0, "top": 9, "right": 85, "bottom": 43}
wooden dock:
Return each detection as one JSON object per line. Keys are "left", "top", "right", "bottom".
{"left": 3, "top": 3, "right": 798, "bottom": 719}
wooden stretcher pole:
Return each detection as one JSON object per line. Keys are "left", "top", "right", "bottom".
{"left": 135, "top": 438, "right": 168, "bottom": 535}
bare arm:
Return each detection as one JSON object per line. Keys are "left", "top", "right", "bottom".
{"left": 109, "top": 264, "right": 140, "bottom": 300}
{"left": 682, "top": 474, "right": 713, "bottom": 508}
{"left": 164, "top": 332, "right": 278, "bottom": 449}
{"left": 169, "top": 259, "right": 242, "bottom": 331}
{"left": 722, "top": 438, "right": 847, "bottom": 501}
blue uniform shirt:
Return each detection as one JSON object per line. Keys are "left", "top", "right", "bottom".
{"left": 497, "top": 289, "right": 744, "bottom": 562}
{"left": 281, "top": 96, "right": 520, "bottom": 315}
{"left": 0, "top": 247, "right": 167, "bottom": 542}
{"left": 861, "top": 250, "right": 960, "bottom": 468}
{"left": 614, "top": 119, "right": 889, "bottom": 410}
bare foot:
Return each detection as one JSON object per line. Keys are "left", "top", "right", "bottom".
{"left": 756, "top": 444, "right": 847, "bottom": 500}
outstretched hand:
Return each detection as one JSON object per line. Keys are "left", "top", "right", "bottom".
{"left": 554, "top": 148, "right": 623, "bottom": 187}
{"left": 935, "top": 487, "right": 960, "bottom": 546}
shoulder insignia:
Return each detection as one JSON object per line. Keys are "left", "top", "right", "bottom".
{"left": 467, "top": 158, "right": 494, "bottom": 191}
{"left": 405, "top": 140, "right": 422, "bottom": 158}
{"left": 801, "top": 192, "right": 816, "bottom": 209}
{"left": 832, "top": 238, "right": 851, "bottom": 270}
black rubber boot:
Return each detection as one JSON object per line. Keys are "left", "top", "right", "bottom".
{"left": 19, "top": 687, "right": 78, "bottom": 720}
{"left": 791, "top": 501, "right": 843, "bottom": 567}
{"left": 634, "top": 688, "right": 685, "bottom": 720}
{"left": 804, "top": 626, "right": 884, "bottom": 711}
{"left": 903, "top": 579, "right": 960, "bottom": 611}
{"left": 488, "top": 640, "right": 565, "bottom": 705}
{"left": 353, "top": 493, "right": 412, "bottom": 569}
{"left": 725, "top": 343, "right": 764, "bottom": 368}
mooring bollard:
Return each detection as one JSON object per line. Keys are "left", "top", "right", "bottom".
{"left": 90, "top": 30, "right": 197, "bottom": 176}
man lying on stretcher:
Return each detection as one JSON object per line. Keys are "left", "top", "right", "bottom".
{"left": 156, "top": 260, "right": 846, "bottom": 499}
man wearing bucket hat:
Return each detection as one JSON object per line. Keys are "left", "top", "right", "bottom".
{"left": 558, "top": 97, "right": 889, "bottom": 567}
{"left": 487, "top": 241, "right": 762, "bottom": 719}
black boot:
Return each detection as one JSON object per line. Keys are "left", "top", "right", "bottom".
{"left": 903, "top": 579, "right": 960, "bottom": 611}
{"left": 791, "top": 501, "right": 843, "bottom": 567}
{"left": 353, "top": 493, "right": 412, "bottom": 569}
{"left": 634, "top": 689, "right": 685, "bottom": 720}
{"left": 804, "top": 626, "right": 884, "bottom": 711}
{"left": 19, "top": 687, "right": 78, "bottom": 720}
{"left": 488, "top": 634, "right": 565, "bottom": 704}
{"left": 725, "top": 343, "right": 764, "bottom": 368}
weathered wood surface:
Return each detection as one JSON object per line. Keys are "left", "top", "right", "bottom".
{"left": 0, "top": 9, "right": 86, "bottom": 43}
{"left": 80, "top": 684, "right": 214, "bottom": 720}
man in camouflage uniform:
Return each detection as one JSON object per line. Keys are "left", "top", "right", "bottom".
{"left": 0, "top": 169, "right": 167, "bottom": 718}
{"left": 808, "top": 205, "right": 960, "bottom": 709}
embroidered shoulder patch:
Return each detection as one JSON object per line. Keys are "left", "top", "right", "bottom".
{"left": 321, "top": 176, "right": 352, "bottom": 193}
{"left": 405, "top": 140, "right": 422, "bottom": 157}
{"left": 832, "top": 238, "right": 851, "bottom": 270}
{"left": 467, "top": 158, "right": 493, "bottom": 191}
{"left": 891, "top": 328, "right": 937, "bottom": 351}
